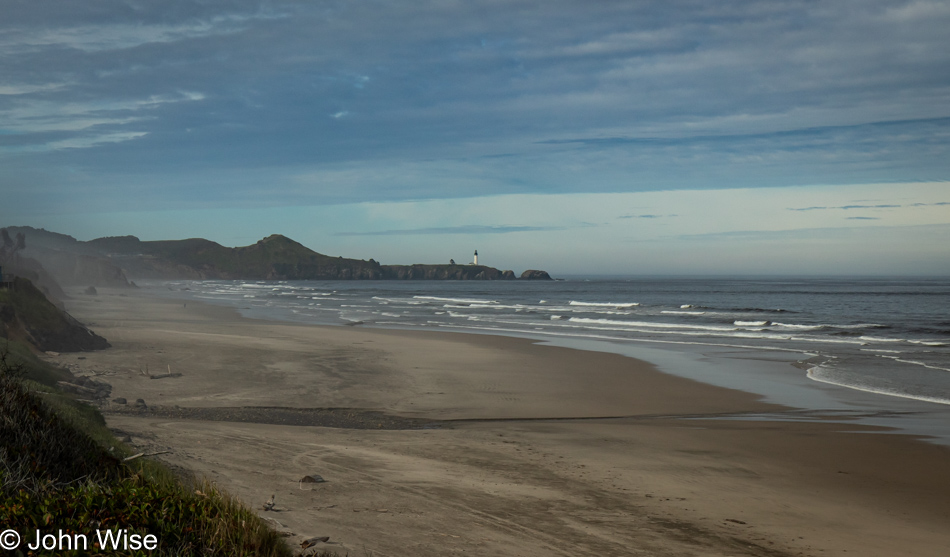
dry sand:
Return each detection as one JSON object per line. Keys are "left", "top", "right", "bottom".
{"left": 54, "top": 288, "right": 950, "bottom": 556}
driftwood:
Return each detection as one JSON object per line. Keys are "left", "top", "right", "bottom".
{"left": 300, "top": 536, "right": 330, "bottom": 548}
{"left": 122, "top": 450, "right": 172, "bottom": 462}
{"left": 56, "top": 381, "right": 98, "bottom": 395}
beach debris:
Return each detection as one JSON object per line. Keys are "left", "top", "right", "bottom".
{"left": 260, "top": 517, "right": 295, "bottom": 537}
{"left": 122, "top": 450, "right": 171, "bottom": 462}
{"left": 133, "top": 398, "right": 147, "bottom": 409}
{"left": 263, "top": 494, "right": 276, "bottom": 511}
{"left": 725, "top": 518, "right": 747, "bottom": 525}
{"left": 84, "top": 286, "right": 98, "bottom": 295}
{"left": 300, "top": 474, "right": 326, "bottom": 483}
{"left": 113, "top": 397, "right": 127, "bottom": 404}
{"left": 300, "top": 536, "right": 330, "bottom": 548}
{"left": 57, "top": 377, "right": 112, "bottom": 399}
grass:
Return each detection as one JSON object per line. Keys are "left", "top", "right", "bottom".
{"left": 0, "top": 340, "right": 296, "bottom": 556}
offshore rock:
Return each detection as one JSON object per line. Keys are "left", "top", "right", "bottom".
{"left": 520, "top": 269, "right": 553, "bottom": 280}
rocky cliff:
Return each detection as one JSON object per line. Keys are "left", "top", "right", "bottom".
{"left": 4, "top": 227, "right": 130, "bottom": 288}
{"left": 380, "top": 264, "right": 516, "bottom": 280}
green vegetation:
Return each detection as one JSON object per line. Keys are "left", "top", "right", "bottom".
{"left": 0, "top": 278, "right": 67, "bottom": 334}
{"left": 0, "top": 277, "right": 109, "bottom": 352}
{"left": 90, "top": 234, "right": 384, "bottom": 280}
{"left": 0, "top": 340, "right": 294, "bottom": 556}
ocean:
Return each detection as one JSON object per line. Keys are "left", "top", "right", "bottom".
{"left": 151, "top": 276, "right": 950, "bottom": 441}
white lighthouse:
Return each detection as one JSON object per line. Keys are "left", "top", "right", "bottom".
{"left": 473, "top": 250, "right": 478, "bottom": 265}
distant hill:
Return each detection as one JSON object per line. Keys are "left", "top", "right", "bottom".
{"left": 88, "top": 233, "right": 552, "bottom": 281}
{"left": 2, "top": 226, "right": 552, "bottom": 282}
{"left": 4, "top": 226, "right": 131, "bottom": 288}
{"left": 90, "top": 234, "right": 385, "bottom": 279}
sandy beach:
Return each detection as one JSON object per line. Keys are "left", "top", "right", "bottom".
{"left": 53, "top": 287, "right": 950, "bottom": 556}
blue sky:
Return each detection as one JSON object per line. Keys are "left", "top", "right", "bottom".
{"left": 2, "top": 0, "right": 949, "bottom": 275}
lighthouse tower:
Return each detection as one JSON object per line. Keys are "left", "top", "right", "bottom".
{"left": 473, "top": 250, "right": 478, "bottom": 265}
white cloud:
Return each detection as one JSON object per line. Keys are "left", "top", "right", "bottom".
{"left": 0, "top": 13, "right": 285, "bottom": 54}
{"left": 47, "top": 131, "right": 148, "bottom": 150}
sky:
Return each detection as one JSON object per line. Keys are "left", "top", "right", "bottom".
{"left": 1, "top": 0, "right": 949, "bottom": 275}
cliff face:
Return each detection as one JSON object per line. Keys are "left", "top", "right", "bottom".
{"left": 0, "top": 277, "right": 109, "bottom": 352}
{"left": 2, "top": 256, "right": 68, "bottom": 305}
{"left": 4, "top": 227, "right": 130, "bottom": 288}
{"left": 380, "top": 264, "right": 516, "bottom": 280}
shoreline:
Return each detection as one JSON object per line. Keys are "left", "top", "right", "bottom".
{"left": 54, "top": 286, "right": 950, "bottom": 556}
{"left": 154, "top": 280, "right": 950, "bottom": 446}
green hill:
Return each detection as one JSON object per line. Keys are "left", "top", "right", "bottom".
{"left": 4, "top": 227, "right": 552, "bottom": 282}
{"left": 90, "top": 234, "right": 385, "bottom": 280}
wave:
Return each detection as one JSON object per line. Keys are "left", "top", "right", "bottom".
{"left": 568, "top": 317, "right": 736, "bottom": 332}
{"left": 772, "top": 322, "right": 822, "bottom": 331}
{"left": 414, "top": 296, "right": 498, "bottom": 305}
{"left": 441, "top": 323, "right": 808, "bottom": 355}
{"left": 858, "top": 335, "right": 906, "bottom": 343}
{"left": 908, "top": 340, "right": 948, "bottom": 347}
{"left": 663, "top": 310, "right": 706, "bottom": 315}
{"left": 734, "top": 320, "right": 770, "bottom": 327}
{"left": 806, "top": 366, "right": 950, "bottom": 405}
{"left": 878, "top": 355, "right": 950, "bottom": 372}
{"left": 569, "top": 301, "right": 640, "bottom": 308}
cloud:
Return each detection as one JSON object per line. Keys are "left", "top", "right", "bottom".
{"left": 789, "top": 203, "right": 901, "bottom": 211}
{"left": 846, "top": 216, "right": 880, "bottom": 220}
{"left": 789, "top": 201, "right": 948, "bottom": 211}
{"left": 336, "top": 225, "right": 568, "bottom": 236}
{"left": 1, "top": 1, "right": 949, "bottom": 212}
{"left": 617, "top": 213, "right": 678, "bottom": 219}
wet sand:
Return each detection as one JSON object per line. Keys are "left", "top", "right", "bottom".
{"left": 57, "top": 287, "right": 950, "bottom": 556}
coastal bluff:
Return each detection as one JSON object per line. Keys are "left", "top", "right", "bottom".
{"left": 10, "top": 228, "right": 552, "bottom": 282}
